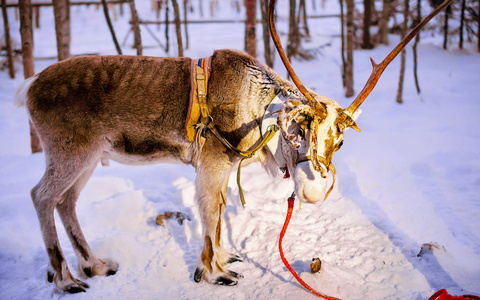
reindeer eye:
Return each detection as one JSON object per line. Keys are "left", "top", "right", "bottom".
{"left": 299, "top": 128, "right": 306, "bottom": 138}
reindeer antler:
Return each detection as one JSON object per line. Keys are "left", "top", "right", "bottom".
{"left": 343, "top": 0, "right": 454, "bottom": 118}
{"left": 268, "top": 0, "right": 317, "bottom": 107}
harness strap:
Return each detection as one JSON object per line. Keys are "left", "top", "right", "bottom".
{"left": 207, "top": 121, "right": 279, "bottom": 206}
{"left": 235, "top": 124, "right": 279, "bottom": 206}
{"left": 186, "top": 57, "right": 212, "bottom": 142}
{"left": 195, "top": 58, "right": 211, "bottom": 124}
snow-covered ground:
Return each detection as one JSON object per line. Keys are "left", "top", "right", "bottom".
{"left": 1, "top": 1, "right": 479, "bottom": 299}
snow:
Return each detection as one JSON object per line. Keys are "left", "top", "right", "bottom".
{"left": 1, "top": 1, "right": 479, "bottom": 299}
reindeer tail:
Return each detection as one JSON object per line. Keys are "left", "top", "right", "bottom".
{"left": 14, "top": 75, "right": 38, "bottom": 108}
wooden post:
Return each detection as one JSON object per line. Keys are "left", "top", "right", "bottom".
{"left": 1, "top": 0, "right": 15, "bottom": 79}
{"left": 171, "top": 0, "right": 183, "bottom": 57}
{"left": 129, "top": 0, "right": 142, "bottom": 55}
{"left": 52, "top": 0, "right": 71, "bottom": 61}
{"left": 345, "top": 0, "right": 354, "bottom": 97}
{"left": 245, "top": 0, "right": 256, "bottom": 57}
{"left": 101, "top": 0, "right": 122, "bottom": 54}
{"left": 19, "top": 0, "right": 42, "bottom": 153}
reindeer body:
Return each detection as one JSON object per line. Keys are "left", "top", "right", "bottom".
{"left": 17, "top": 49, "right": 310, "bottom": 291}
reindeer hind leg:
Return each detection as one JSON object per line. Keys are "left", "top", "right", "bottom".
{"left": 32, "top": 152, "right": 100, "bottom": 293}
{"left": 56, "top": 162, "right": 118, "bottom": 281}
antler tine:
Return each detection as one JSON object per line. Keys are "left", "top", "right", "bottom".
{"left": 268, "top": 0, "right": 316, "bottom": 105}
{"left": 344, "top": 0, "right": 454, "bottom": 117}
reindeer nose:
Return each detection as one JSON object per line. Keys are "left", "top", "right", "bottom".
{"left": 294, "top": 161, "right": 327, "bottom": 203}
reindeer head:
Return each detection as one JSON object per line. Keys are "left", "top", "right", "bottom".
{"left": 268, "top": 0, "right": 452, "bottom": 203}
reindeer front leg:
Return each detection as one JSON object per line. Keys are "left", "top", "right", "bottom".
{"left": 193, "top": 146, "right": 242, "bottom": 286}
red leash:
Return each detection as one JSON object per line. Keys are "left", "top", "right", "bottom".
{"left": 428, "top": 289, "right": 480, "bottom": 300}
{"left": 279, "top": 194, "right": 341, "bottom": 300}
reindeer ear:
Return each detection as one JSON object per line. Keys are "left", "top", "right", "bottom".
{"left": 338, "top": 109, "right": 361, "bottom": 132}
{"left": 348, "top": 109, "right": 361, "bottom": 131}
{"left": 349, "top": 120, "right": 361, "bottom": 132}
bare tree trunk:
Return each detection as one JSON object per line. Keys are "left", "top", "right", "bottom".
{"left": 156, "top": 0, "right": 161, "bottom": 30}
{"left": 19, "top": 0, "right": 42, "bottom": 153}
{"left": 183, "top": 0, "right": 189, "bottom": 49}
{"left": 362, "top": 0, "right": 373, "bottom": 48}
{"left": 299, "top": 0, "right": 310, "bottom": 38}
{"left": 478, "top": 1, "right": 480, "bottom": 52}
{"left": 245, "top": 0, "right": 256, "bottom": 57}
{"left": 459, "top": 0, "right": 466, "bottom": 49}
{"left": 260, "top": 0, "right": 273, "bottom": 67}
{"left": 396, "top": 0, "right": 409, "bottom": 104}
{"left": 339, "top": 0, "right": 346, "bottom": 87}
{"left": 287, "top": 0, "right": 299, "bottom": 63}
{"left": 1, "top": 0, "right": 15, "bottom": 79}
{"left": 379, "top": 0, "right": 389, "bottom": 45}
{"left": 19, "top": 0, "right": 34, "bottom": 79}
{"left": 443, "top": 5, "right": 450, "bottom": 50}
{"left": 345, "top": 0, "right": 355, "bottom": 97}
{"left": 101, "top": 0, "right": 122, "bottom": 54}
{"left": 34, "top": 6, "right": 40, "bottom": 28}
{"left": 129, "top": 0, "right": 142, "bottom": 55}
{"left": 165, "top": 0, "right": 169, "bottom": 52}
{"left": 52, "top": 0, "right": 70, "bottom": 61}
{"left": 171, "top": 0, "right": 183, "bottom": 57}
{"left": 412, "top": 0, "right": 421, "bottom": 94}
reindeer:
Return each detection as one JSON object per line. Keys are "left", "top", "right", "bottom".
{"left": 14, "top": 0, "right": 452, "bottom": 294}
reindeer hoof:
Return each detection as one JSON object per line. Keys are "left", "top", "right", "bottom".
{"left": 79, "top": 258, "right": 118, "bottom": 279}
{"left": 106, "top": 268, "right": 117, "bottom": 276}
{"left": 193, "top": 267, "right": 204, "bottom": 283}
{"left": 64, "top": 280, "right": 89, "bottom": 294}
{"left": 228, "top": 270, "right": 243, "bottom": 279}
{"left": 65, "top": 286, "right": 86, "bottom": 294}
{"left": 47, "top": 270, "right": 54, "bottom": 283}
{"left": 213, "top": 276, "right": 238, "bottom": 286}
{"left": 226, "top": 255, "right": 243, "bottom": 264}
